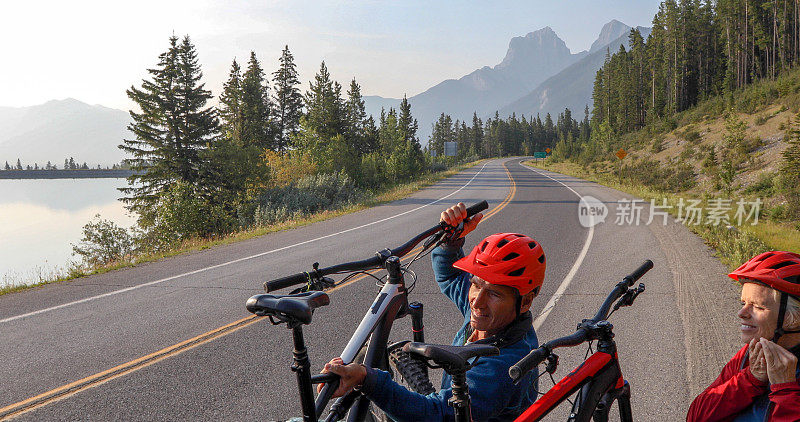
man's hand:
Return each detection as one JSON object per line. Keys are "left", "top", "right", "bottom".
{"left": 440, "top": 202, "right": 483, "bottom": 238}
{"left": 317, "top": 357, "right": 367, "bottom": 398}
{"left": 748, "top": 338, "right": 768, "bottom": 382}
{"left": 759, "top": 338, "right": 798, "bottom": 385}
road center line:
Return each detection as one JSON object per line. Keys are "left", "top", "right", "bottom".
{"left": 523, "top": 165, "right": 595, "bottom": 331}
{"left": 1, "top": 162, "right": 492, "bottom": 324}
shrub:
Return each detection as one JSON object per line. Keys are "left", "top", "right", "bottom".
{"left": 251, "top": 172, "right": 361, "bottom": 226}
{"left": 72, "top": 215, "right": 134, "bottom": 267}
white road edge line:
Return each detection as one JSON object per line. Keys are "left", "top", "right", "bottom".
{"left": 524, "top": 165, "right": 594, "bottom": 331}
{"left": 2, "top": 162, "right": 494, "bottom": 324}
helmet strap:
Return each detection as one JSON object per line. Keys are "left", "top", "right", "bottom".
{"left": 771, "top": 292, "right": 800, "bottom": 342}
{"left": 514, "top": 294, "right": 522, "bottom": 318}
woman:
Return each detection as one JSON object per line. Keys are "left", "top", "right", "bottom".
{"left": 687, "top": 251, "right": 800, "bottom": 421}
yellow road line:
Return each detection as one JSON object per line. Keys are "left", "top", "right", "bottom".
{"left": 0, "top": 316, "right": 259, "bottom": 420}
{"left": 2, "top": 160, "right": 519, "bottom": 420}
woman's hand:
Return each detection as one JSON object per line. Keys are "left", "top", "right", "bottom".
{"left": 317, "top": 357, "right": 367, "bottom": 398}
{"left": 759, "top": 338, "right": 799, "bottom": 385}
{"left": 440, "top": 202, "right": 483, "bottom": 238}
{"left": 748, "top": 338, "right": 768, "bottom": 382}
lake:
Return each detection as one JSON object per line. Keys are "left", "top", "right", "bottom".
{"left": 0, "top": 178, "right": 136, "bottom": 288}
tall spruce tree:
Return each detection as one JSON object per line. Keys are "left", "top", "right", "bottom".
{"left": 241, "top": 51, "right": 274, "bottom": 150}
{"left": 218, "top": 59, "right": 244, "bottom": 145}
{"left": 272, "top": 45, "right": 304, "bottom": 153}
{"left": 119, "top": 35, "right": 218, "bottom": 226}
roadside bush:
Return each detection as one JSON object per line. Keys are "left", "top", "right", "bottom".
{"left": 697, "top": 225, "right": 769, "bottom": 270}
{"left": 618, "top": 158, "right": 696, "bottom": 192}
{"left": 251, "top": 172, "right": 360, "bottom": 226}
{"left": 72, "top": 214, "right": 134, "bottom": 267}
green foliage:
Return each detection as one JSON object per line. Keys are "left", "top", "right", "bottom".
{"left": 72, "top": 215, "right": 134, "bottom": 267}
{"left": 697, "top": 225, "right": 769, "bottom": 270}
{"left": 251, "top": 172, "right": 360, "bottom": 226}
{"left": 618, "top": 158, "right": 696, "bottom": 192}
{"left": 120, "top": 35, "right": 218, "bottom": 228}
{"left": 272, "top": 45, "right": 304, "bottom": 153}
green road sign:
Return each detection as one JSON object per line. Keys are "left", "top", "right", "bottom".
{"left": 533, "top": 152, "right": 547, "bottom": 158}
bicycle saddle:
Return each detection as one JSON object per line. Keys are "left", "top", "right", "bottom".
{"left": 403, "top": 342, "right": 499, "bottom": 372}
{"left": 245, "top": 291, "right": 329, "bottom": 325}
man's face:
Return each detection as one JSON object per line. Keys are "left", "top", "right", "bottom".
{"left": 468, "top": 276, "right": 518, "bottom": 336}
{"left": 738, "top": 282, "right": 779, "bottom": 344}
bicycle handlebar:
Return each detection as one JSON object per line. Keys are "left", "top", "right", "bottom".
{"left": 508, "top": 260, "right": 653, "bottom": 383}
{"left": 264, "top": 201, "right": 489, "bottom": 292}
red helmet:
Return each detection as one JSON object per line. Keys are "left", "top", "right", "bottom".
{"left": 453, "top": 233, "right": 545, "bottom": 295}
{"left": 728, "top": 251, "right": 800, "bottom": 297}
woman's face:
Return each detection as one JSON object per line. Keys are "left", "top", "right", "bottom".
{"left": 738, "top": 282, "right": 779, "bottom": 344}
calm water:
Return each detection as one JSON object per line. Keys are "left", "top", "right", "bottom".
{"left": 0, "top": 178, "right": 136, "bottom": 288}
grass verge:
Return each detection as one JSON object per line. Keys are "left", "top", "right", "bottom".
{"left": 0, "top": 160, "right": 485, "bottom": 296}
{"left": 523, "top": 160, "right": 790, "bottom": 271}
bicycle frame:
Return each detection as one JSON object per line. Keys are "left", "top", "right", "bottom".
{"left": 514, "top": 346, "right": 632, "bottom": 422}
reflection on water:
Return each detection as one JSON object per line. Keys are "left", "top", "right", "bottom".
{"left": 0, "top": 178, "right": 136, "bottom": 287}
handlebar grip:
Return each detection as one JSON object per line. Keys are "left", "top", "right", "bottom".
{"left": 264, "top": 272, "right": 308, "bottom": 292}
{"left": 509, "top": 347, "right": 549, "bottom": 383}
{"left": 466, "top": 200, "right": 488, "bottom": 218}
{"left": 623, "top": 260, "right": 653, "bottom": 285}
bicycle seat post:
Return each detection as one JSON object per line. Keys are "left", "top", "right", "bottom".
{"left": 448, "top": 370, "right": 472, "bottom": 422}
{"left": 289, "top": 322, "right": 317, "bottom": 422}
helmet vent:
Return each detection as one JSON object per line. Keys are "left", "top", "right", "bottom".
{"left": 480, "top": 241, "right": 489, "bottom": 252}
{"left": 514, "top": 234, "right": 525, "bottom": 238}
{"left": 497, "top": 239, "right": 510, "bottom": 248}
{"left": 508, "top": 267, "right": 525, "bottom": 277}
{"left": 528, "top": 241, "right": 537, "bottom": 249}
{"left": 769, "top": 262, "right": 794, "bottom": 270}
{"left": 538, "top": 254, "right": 546, "bottom": 264}
{"left": 502, "top": 252, "right": 520, "bottom": 261}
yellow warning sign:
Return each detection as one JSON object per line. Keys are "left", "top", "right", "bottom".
{"left": 545, "top": 148, "right": 551, "bottom": 153}
{"left": 615, "top": 149, "right": 627, "bottom": 160}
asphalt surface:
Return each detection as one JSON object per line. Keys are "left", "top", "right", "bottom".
{"left": 0, "top": 158, "right": 741, "bottom": 421}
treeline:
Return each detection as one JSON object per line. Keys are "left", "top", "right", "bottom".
{"left": 115, "top": 35, "right": 432, "bottom": 251}
{"left": 427, "top": 108, "right": 591, "bottom": 160}
{"left": 2, "top": 158, "right": 127, "bottom": 171}
{"left": 593, "top": 0, "right": 800, "bottom": 135}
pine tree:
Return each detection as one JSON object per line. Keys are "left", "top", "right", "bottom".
{"left": 3, "top": 161, "right": 9, "bottom": 170}
{"left": 16, "top": 159, "right": 22, "bottom": 170}
{"left": 782, "top": 112, "right": 800, "bottom": 179}
{"left": 345, "top": 78, "right": 370, "bottom": 154}
{"left": 272, "top": 45, "right": 304, "bottom": 153}
{"left": 241, "top": 51, "right": 274, "bottom": 150}
{"left": 119, "top": 35, "right": 218, "bottom": 227}
{"left": 303, "top": 61, "right": 346, "bottom": 142}
{"left": 218, "top": 59, "right": 244, "bottom": 145}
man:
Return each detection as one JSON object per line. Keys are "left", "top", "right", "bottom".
{"left": 321, "top": 203, "right": 545, "bottom": 421}
{"left": 687, "top": 251, "right": 800, "bottom": 421}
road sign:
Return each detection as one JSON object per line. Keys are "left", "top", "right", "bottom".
{"left": 615, "top": 149, "right": 627, "bottom": 160}
{"left": 533, "top": 152, "right": 547, "bottom": 159}
{"left": 444, "top": 142, "right": 457, "bottom": 157}
{"left": 545, "top": 148, "right": 551, "bottom": 153}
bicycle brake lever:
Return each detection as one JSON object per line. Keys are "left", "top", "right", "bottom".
{"left": 612, "top": 283, "right": 646, "bottom": 311}
{"left": 545, "top": 353, "right": 559, "bottom": 374}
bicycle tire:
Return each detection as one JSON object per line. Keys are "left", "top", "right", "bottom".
{"left": 388, "top": 347, "right": 436, "bottom": 396}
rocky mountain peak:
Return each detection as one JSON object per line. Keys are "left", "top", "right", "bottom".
{"left": 590, "top": 20, "right": 632, "bottom": 53}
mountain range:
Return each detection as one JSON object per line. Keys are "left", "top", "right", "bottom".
{"left": 366, "top": 19, "right": 650, "bottom": 139}
{"left": 1, "top": 19, "right": 650, "bottom": 165}
{"left": 0, "top": 98, "right": 130, "bottom": 167}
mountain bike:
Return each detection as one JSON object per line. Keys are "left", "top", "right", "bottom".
{"left": 245, "top": 201, "right": 488, "bottom": 422}
{"left": 399, "top": 260, "right": 652, "bottom": 422}
{"left": 509, "top": 259, "right": 652, "bottom": 421}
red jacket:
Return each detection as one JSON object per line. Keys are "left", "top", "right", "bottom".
{"left": 687, "top": 344, "right": 800, "bottom": 421}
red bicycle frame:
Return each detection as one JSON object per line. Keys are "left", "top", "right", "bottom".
{"left": 514, "top": 348, "right": 632, "bottom": 422}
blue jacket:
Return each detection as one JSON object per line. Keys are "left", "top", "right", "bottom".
{"left": 360, "top": 242, "right": 539, "bottom": 421}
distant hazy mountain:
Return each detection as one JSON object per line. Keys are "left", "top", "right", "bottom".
{"left": 497, "top": 23, "right": 652, "bottom": 121}
{"left": 365, "top": 21, "right": 640, "bottom": 141}
{"left": 366, "top": 26, "right": 594, "bottom": 140}
{"left": 0, "top": 98, "right": 130, "bottom": 167}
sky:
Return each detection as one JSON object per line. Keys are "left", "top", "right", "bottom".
{"left": 1, "top": 0, "right": 662, "bottom": 111}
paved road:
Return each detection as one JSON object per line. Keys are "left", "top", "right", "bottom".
{"left": 0, "top": 158, "right": 741, "bottom": 420}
